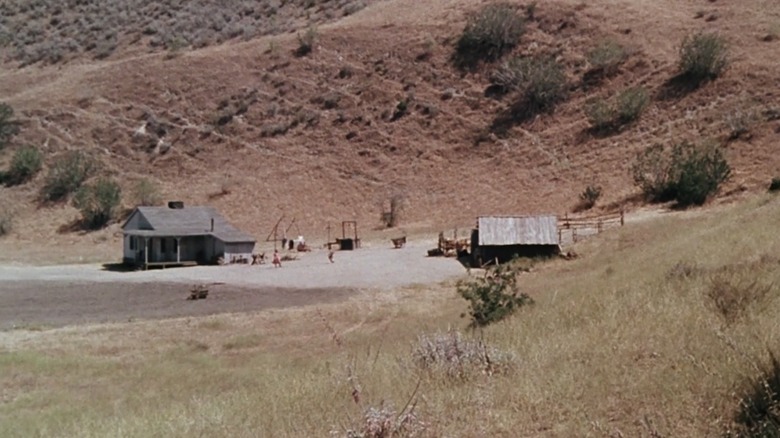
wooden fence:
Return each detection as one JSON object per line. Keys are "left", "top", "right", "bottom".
{"left": 557, "top": 210, "right": 625, "bottom": 245}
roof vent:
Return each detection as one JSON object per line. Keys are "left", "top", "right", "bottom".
{"left": 168, "top": 201, "right": 184, "bottom": 209}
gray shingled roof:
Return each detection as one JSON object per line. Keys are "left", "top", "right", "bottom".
{"left": 123, "top": 206, "right": 255, "bottom": 243}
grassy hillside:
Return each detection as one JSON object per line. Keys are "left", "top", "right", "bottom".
{"left": 2, "top": 193, "right": 780, "bottom": 436}
{"left": 0, "top": 0, "right": 779, "bottom": 263}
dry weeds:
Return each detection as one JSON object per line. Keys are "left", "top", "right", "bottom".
{"left": 2, "top": 195, "right": 780, "bottom": 436}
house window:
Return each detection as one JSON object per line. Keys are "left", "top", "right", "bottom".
{"left": 129, "top": 236, "right": 136, "bottom": 251}
{"left": 173, "top": 239, "right": 178, "bottom": 254}
{"left": 160, "top": 238, "right": 167, "bottom": 253}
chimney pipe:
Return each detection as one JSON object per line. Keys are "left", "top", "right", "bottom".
{"left": 210, "top": 218, "right": 214, "bottom": 232}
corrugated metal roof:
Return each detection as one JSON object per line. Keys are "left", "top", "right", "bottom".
{"left": 123, "top": 206, "right": 255, "bottom": 243}
{"left": 477, "top": 215, "right": 558, "bottom": 246}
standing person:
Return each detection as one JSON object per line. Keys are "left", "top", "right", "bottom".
{"left": 328, "top": 250, "right": 335, "bottom": 263}
{"left": 273, "top": 249, "right": 282, "bottom": 268}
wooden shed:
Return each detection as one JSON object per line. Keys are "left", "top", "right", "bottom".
{"left": 122, "top": 203, "right": 255, "bottom": 268}
{"left": 470, "top": 215, "right": 560, "bottom": 266}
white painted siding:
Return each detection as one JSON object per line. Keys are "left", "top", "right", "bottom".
{"left": 478, "top": 216, "right": 559, "bottom": 246}
{"left": 224, "top": 242, "right": 255, "bottom": 261}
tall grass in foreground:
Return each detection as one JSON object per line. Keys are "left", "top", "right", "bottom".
{"left": 2, "top": 195, "right": 780, "bottom": 436}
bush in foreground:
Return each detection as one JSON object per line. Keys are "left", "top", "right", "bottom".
{"left": 42, "top": 151, "right": 97, "bottom": 202}
{"left": 412, "top": 330, "right": 514, "bottom": 379}
{"left": 457, "top": 262, "right": 533, "bottom": 327}
{"left": 73, "top": 178, "right": 122, "bottom": 229}
{"left": 455, "top": 2, "right": 525, "bottom": 68}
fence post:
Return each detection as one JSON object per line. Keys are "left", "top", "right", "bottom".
{"left": 620, "top": 209, "right": 625, "bottom": 226}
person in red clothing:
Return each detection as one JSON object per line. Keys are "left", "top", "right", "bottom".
{"left": 272, "top": 249, "right": 282, "bottom": 268}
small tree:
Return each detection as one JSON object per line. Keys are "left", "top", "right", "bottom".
{"left": 678, "top": 31, "right": 729, "bottom": 85}
{"left": 42, "top": 151, "right": 97, "bottom": 202}
{"left": 669, "top": 141, "right": 731, "bottom": 207}
{"left": 295, "top": 26, "right": 317, "bottom": 56}
{"left": 0, "top": 102, "right": 20, "bottom": 151}
{"left": 380, "top": 194, "right": 405, "bottom": 228}
{"left": 578, "top": 185, "right": 602, "bottom": 210}
{"left": 5, "top": 145, "right": 42, "bottom": 186}
{"left": 73, "top": 178, "right": 122, "bottom": 229}
{"left": 631, "top": 141, "right": 731, "bottom": 206}
{"left": 586, "top": 40, "right": 627, "bottom": 77}
{"left": 631, "top": 143, "right": 675, "bottom": 202}
{"left": 455, "top": 2, "right": 525, "bottom": 68}
{"left": 457, "top": 263, "right": 533, "bottom": 328}
{"left": 132, "top": 178, "right": 163, "bottom": 206}
{"left": 616, "top": 87, "right": 649, "bottom": 124}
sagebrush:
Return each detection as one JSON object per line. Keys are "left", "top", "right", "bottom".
{"left": 631, "top": 141, "right": 730, "bottom": 207}
{"left": 412, "top": 330, "right": 514, "bottom": 379}
{"left": 0, "top": 210, "right": 12, "bottom": 237}
{"left": 73, "top": 178, "right": 122, "bottom": 229}
{"left": 132, "top": 178, "right": 163, "bottom": 206}
{"left": 455, "top": 2, "right": 525, "bottom": 68}
{"left": 678, "top": 31, "right": 729, "bottom": 84}
{"left": 42, "top": 151, "right": 97, "bottom": 202}
{"left": 5, "top": 145, "right": 43, "bottom": 186}
{"left": 586, "top": 40, "right": 627, "bottom": 77}
{"left": 0, "top": 103, "right": 19, "bottom": 150}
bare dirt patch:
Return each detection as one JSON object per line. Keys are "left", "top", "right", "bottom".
{"left": 0, "top": 241, "right": 467, "bottom": 329}
{"left": 0, "top": 281, "right": 352, "bottom": 330}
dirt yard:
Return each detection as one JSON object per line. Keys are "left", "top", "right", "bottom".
{"left": 0, "top": 240, "right": 467, "bottom": 329}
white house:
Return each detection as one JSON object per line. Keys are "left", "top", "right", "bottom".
{"left": 122, "top": 202, "right": 255, "bottom": 268}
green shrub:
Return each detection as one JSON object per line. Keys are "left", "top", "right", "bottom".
{"left": 502, "top": 56, "right": 566, "bottom": 116}
{"left": 584, "top": 97, "right": 616, "bottom": 131}
{"left": 616, "top": 87, "right": 649, "bottom": 123}
{"left": 670, "top": 141, "right": 731, "bottom": 207}
{"left": 586, "top": 40, "right": 627, "bottom": 77}
{"left": 132, "top": 178, "right": 163, "bottom": 206}
{"left": 73, "top": 178, "right": 122, "bottom": 229}
{"left": 412, "top": 330, "right": 514, "bottom": 378}
{"left": 455, "top": 2, "right": 525, "bottom": 68}
{"left": 578, "top": 185, "right": 602, "bottom": 210}
{"left": 457, "top": 262, "right": 533, "bottom": 328}
{"left": 295, "top": 26, "right": 317, "bottom": 56}
{"left": 631, "top": 143, "right": 675, "bottom": 202}
{"left": 5, "top": 145, "right": 42, "bottom": 186}
{"left": 678, "top": 31, "right": 729, "bottom": 84}
{"left": 0, "top": 209, "right": 12, "bottom": 237}
{"left": 631, "top": 141, "right": 731, "bottom": 206}
{"left": 42, "top": 151, "right": 97, "bottom": 202}
{"left": 769, "top": 178, "right": 780, "bottom": 192}
{"left": 585, "top": 87, "right": 649, "bottom": 132}
{"left": 0, "top": 102, "right": 20, "bottom": 151}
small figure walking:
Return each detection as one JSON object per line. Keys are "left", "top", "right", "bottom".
{"left": 273, "top": 249, "right": 282, "bottom": 268}
{"left": 328, "top": 250, "right": 335, "bottom": 263}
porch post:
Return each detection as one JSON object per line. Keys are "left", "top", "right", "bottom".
{"left": 176, "top": 237, "right": 181, "bottom": 263}
{"left": 144, "top": 237, "right": 149, "bottom": 270}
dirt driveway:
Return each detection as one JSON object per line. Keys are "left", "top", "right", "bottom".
{"left": 0, "top": 240, "right": 466, "bottom": 329}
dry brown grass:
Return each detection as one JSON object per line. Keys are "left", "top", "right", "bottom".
{"left": 2, "top": 194, "right": 780, "bottom": 436}
{"left": 1, "top": 0, "right": 779, "bottom": 256}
